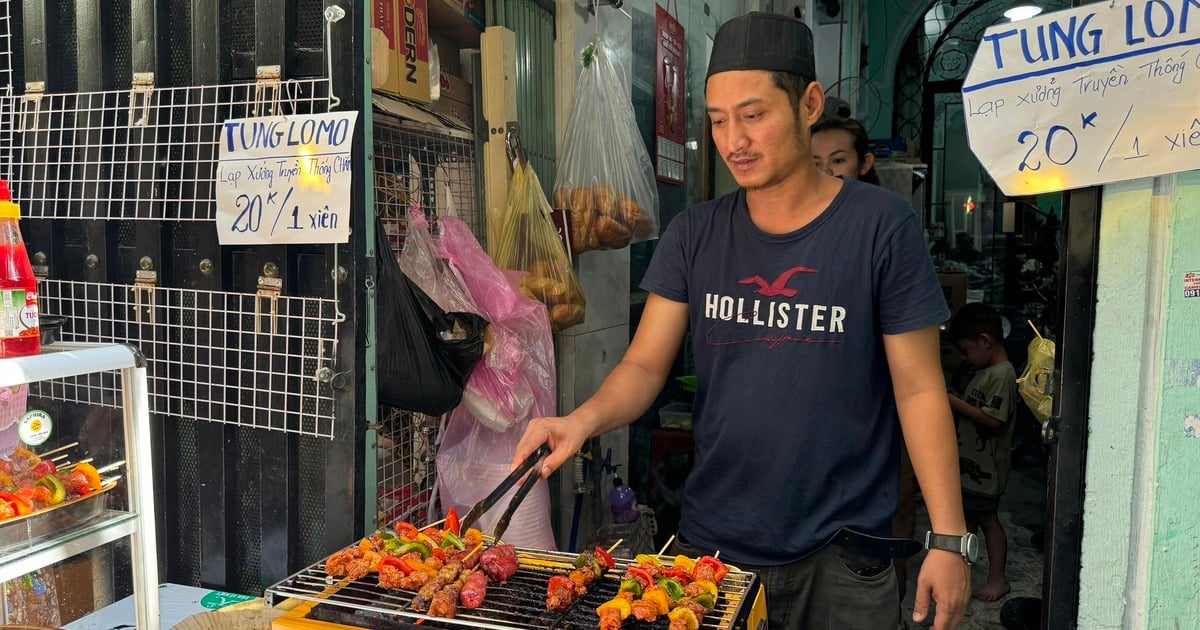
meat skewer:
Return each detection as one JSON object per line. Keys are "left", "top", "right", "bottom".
{"left": 546, "top": 544, "right": 618, "bottom": 612}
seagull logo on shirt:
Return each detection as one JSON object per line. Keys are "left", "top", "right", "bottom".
{"left": 738, "top": 266, "right": 818, "bottom": 297}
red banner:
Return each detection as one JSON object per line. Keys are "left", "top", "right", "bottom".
{"left": 655, "top": 5, "right": 685, "bottom": 184}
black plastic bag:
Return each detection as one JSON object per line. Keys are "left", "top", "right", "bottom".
{"left": 375, "top": 218, "right": 487, "bottom": 415}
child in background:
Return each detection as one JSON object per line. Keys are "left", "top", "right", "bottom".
{"left": 947, "top": 302, "right": 1018, "bottom": 602}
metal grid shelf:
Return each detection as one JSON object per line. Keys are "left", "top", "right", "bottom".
{"left": 36, "top": 279, "right": 339, "bottom": 437}
{"left": 4, "top": 78, "right": 331, "bottom": 221}
{"left": 373, "top": 115, "right": 481, "bottom": 256}
{"left": 376, "top": 408, "right": 439, "bottom": 527}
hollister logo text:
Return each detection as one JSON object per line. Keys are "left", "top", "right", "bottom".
{"left": 704, "top": 265, "right": 846, "bottom": 349}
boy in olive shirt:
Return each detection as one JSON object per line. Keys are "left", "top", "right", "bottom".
{"left": 948, "top": 303, "right": 1018, "bottom": 602}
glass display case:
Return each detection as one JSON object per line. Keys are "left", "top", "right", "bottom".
{"left": 0, "top": 343, "right": 158, "bottom": 629}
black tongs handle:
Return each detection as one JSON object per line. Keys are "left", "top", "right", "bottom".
{"left": 459, "top": 444, "right": 550, "bottom": 532}
{"left": 490, "top": 458, "right": 545, "bottom": 544}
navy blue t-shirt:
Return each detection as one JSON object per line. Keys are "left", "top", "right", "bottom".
{"left": 640, "top": 180, "right": 949, "bottom": 565}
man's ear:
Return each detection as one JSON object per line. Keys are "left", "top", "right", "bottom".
{"left": 802, "top": 81, "right": 826, "bottom": 127}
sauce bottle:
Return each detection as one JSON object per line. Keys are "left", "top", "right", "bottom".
{"left": 0, "top": 180, "right": 39, "bottom": 358}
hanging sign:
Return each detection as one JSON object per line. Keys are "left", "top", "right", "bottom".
{"left": 655, "top": 5, "right": 686, "bottom": 184}
{"left": 216, "top": 111, "right": 359, "bottom": 245}
{"left": 963, "top": 1, "right": 1200, "bottom": 196}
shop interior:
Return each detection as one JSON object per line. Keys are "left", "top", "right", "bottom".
{"left": 0, "top": 1, "right": 1087, "bottom": 629}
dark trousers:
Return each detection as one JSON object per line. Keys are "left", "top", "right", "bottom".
{"left": 671, "top": 532, "right": 899, "bottom": 630}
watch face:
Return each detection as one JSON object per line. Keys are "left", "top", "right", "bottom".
{"left": 964, "top": 533, "right": 981, "bottom": 563}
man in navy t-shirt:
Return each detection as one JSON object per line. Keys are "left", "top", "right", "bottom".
{"left": 514, "top": 12, "right": 971, "bottom": 629}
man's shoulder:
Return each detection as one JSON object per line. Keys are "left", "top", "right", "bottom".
{"left": 843, "top": 180, "right": 919, "bottom": 225}
{"left": 680, "top": 189, "right": 742, "bottom": 221}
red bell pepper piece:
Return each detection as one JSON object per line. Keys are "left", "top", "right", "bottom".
{"left": 0, "top": 491, "right": 31, "bottom": 516}
{"left": 695, "top": 556, "right": 729, "bottom": 583}
{"left": 378, "top": 555, "right": 413, "bottom": 575}
{"left": 393, "top": 522, "right": 418, "bottom": 539}
{"left": 548, "top": 575, "right": 574, "bottom": 592}
{"left": 626, "top": 566, "right": 655, "bottom": 589}
{"left": 594, "top": 546, "right": 615, "bottom": 571}
{"left": 445, "top": 508, "right": 461, "bottom": 536}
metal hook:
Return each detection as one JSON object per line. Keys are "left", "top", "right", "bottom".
{"left": 505, "top": 122, "right": 528, "bottom": 168}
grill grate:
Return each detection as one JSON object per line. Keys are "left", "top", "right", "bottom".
{"left": 5, "top": 78, "right": 330, "bottom": 221}
{"left": 36, "top": 279, "right": 339, "bottom": 437}
{"left": 266, "top": 547, "right": 757, "bottom": 630}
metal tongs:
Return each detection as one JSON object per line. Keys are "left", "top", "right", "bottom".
{"left": 459, "top": 444, "right": 550, "bottom": 544}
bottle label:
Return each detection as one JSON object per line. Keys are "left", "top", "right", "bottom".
{"left": 0, "top": 289, "right": 37, "bottom": 338}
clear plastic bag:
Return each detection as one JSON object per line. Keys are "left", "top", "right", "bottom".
{"left": 490, "top": 162, "right": 586, "bottom": 332}
{"left": 552, "top": 40, "right": 659, "bottom": 254}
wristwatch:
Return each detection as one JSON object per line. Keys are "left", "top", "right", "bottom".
{"left": 924, "top": 531, "right": 980, "bottom": 565}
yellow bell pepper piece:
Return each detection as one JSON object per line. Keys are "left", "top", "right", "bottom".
{"left": 690, "top": 580, "right": 718, "bottom": 597}
{"left": 672, "top": 555, "right": 696, "bottom": 574}
{"left": 668, "top": 606, "right": 699, "bottom": 630}
{"left": 597, "top": 597, "right": 633, "bottom": 620}
{"left": 635, "top": 553, "right": 662, "bottom": 567}
{"left": 642, "top": 587, "right": 671, "bottom": 615}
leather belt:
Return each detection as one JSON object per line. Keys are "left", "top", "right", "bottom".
{"left": 829, "top": 527, "right": 923, "bottom": 559}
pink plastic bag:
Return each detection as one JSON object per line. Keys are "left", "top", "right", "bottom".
{"left": 434, "top": 215, "right": 557, "bottom": 549}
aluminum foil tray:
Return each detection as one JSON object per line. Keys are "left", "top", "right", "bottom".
{"left": 0, "top": 481, "right": 118, "bottom": 549}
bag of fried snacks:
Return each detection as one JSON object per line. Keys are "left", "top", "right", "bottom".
{"left": 552, "top": 39, "right": 659, "bottom": 254}
{"left": 490, "top": 161, "right": 586, "bottom": 332}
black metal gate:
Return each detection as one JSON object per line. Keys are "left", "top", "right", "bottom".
{"left": 3, "top": 0, "right": 368, "bottom": 595}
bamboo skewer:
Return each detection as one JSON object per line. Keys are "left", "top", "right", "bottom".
{"left": 657, "top": 535, "right": 676, "bottom": 557}
{"left": 34, "top": 442, "right": 79, "bottom": 459}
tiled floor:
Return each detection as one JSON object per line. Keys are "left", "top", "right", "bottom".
{"left": 901, "top": 446, "right": 1048, "bottom": 630}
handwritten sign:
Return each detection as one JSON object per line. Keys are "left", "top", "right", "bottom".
{"left": 963, "top": 0, "right": 1200, "bottom": 195}
{"left": 216, "top": 112, "right": 359, "bottom": 244}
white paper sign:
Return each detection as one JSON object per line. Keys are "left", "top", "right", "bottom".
{"left": 963, "top": 1, "right": 1200, "bottom": 196}
{"left": 216, "top": 112, "right": 359, "bottom": 244}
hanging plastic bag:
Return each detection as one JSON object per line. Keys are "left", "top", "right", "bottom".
{"left": 1017, "top": 326, "right": 1055, "bottom": 426}
{"left": 374, "top": 217, "right": 488, "bottom": 415}
{"left": 398, "top": 207, "right": 478, "bottom": 318}
{"left": 552, "top": 40, "right": 659, "bottom": 254}
{"left": 441, "top": 215, "right": 554, "bottom": 429}
{"left": 434, "top": 214, "right": 558, "bottom": 549}
{"left": 490, "top": 161, "right": 586, "bottom": 332}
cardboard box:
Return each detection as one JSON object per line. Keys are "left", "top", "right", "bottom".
{"left": 426, "top": 71, "right": 474, "bottom": 129}
{"left": 938, "top": 272, "right": 968, "bottom": 314}
{"left": 396, "top": 0, "right": 432, "bottom": 104}
{"left": 372, "top": 0, "right": 431, "bottom": 103}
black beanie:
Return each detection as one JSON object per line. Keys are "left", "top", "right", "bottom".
{"left": 706, "top": 12, "right": 816, "bottom": 82}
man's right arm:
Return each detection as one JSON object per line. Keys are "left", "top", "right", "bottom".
{"left": 513, "top": 293, "right": 690, "bottom": 478}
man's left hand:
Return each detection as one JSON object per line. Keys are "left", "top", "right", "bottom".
{"left": 911, "top": 549, "right": 970, "bottom": 630}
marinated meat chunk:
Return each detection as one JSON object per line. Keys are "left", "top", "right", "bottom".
{"left": 459, "top": 570, "right": 488, "bottom": 609}
{"left": 479, "top": 544, "right": 519, "bottom": 583}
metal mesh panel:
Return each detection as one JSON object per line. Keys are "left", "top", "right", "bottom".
{"left": 372, "top": 117, "right": 480, "bottom": 253}
{"left": 295, "top": 0, "right": 325, "bottom": 50}
{"left": 376, "top": 409, "right": 437, "bottom": 527}
{"left": 37, "top": 279, "right": 339, "bottom": 437}
{"left": 110, "top": 0, "right": 132, "bottom": 88}
{"left": 5, "top": 78, "right": 331, "bottom": 220}
{"left": 50, "top": 0, "right": 78, "bottom": 91}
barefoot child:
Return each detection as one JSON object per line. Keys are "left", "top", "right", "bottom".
{"left": 947, "top": 303, "right": 1018, "bottom": 602}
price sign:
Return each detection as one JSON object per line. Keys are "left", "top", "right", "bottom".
{"left": 216, "top": 112, "right": 359, "bottom": 244}
{"left": 963, "top": 1, "right": 1200, "bottom": 195}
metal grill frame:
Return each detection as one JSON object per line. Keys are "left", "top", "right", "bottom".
{"left": 266, "top": 546, "right": 757, "bottom": 630}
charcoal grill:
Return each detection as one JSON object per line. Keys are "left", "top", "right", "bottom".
{"left": 266, "top": 545, "right": 765, "bottom": 630}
